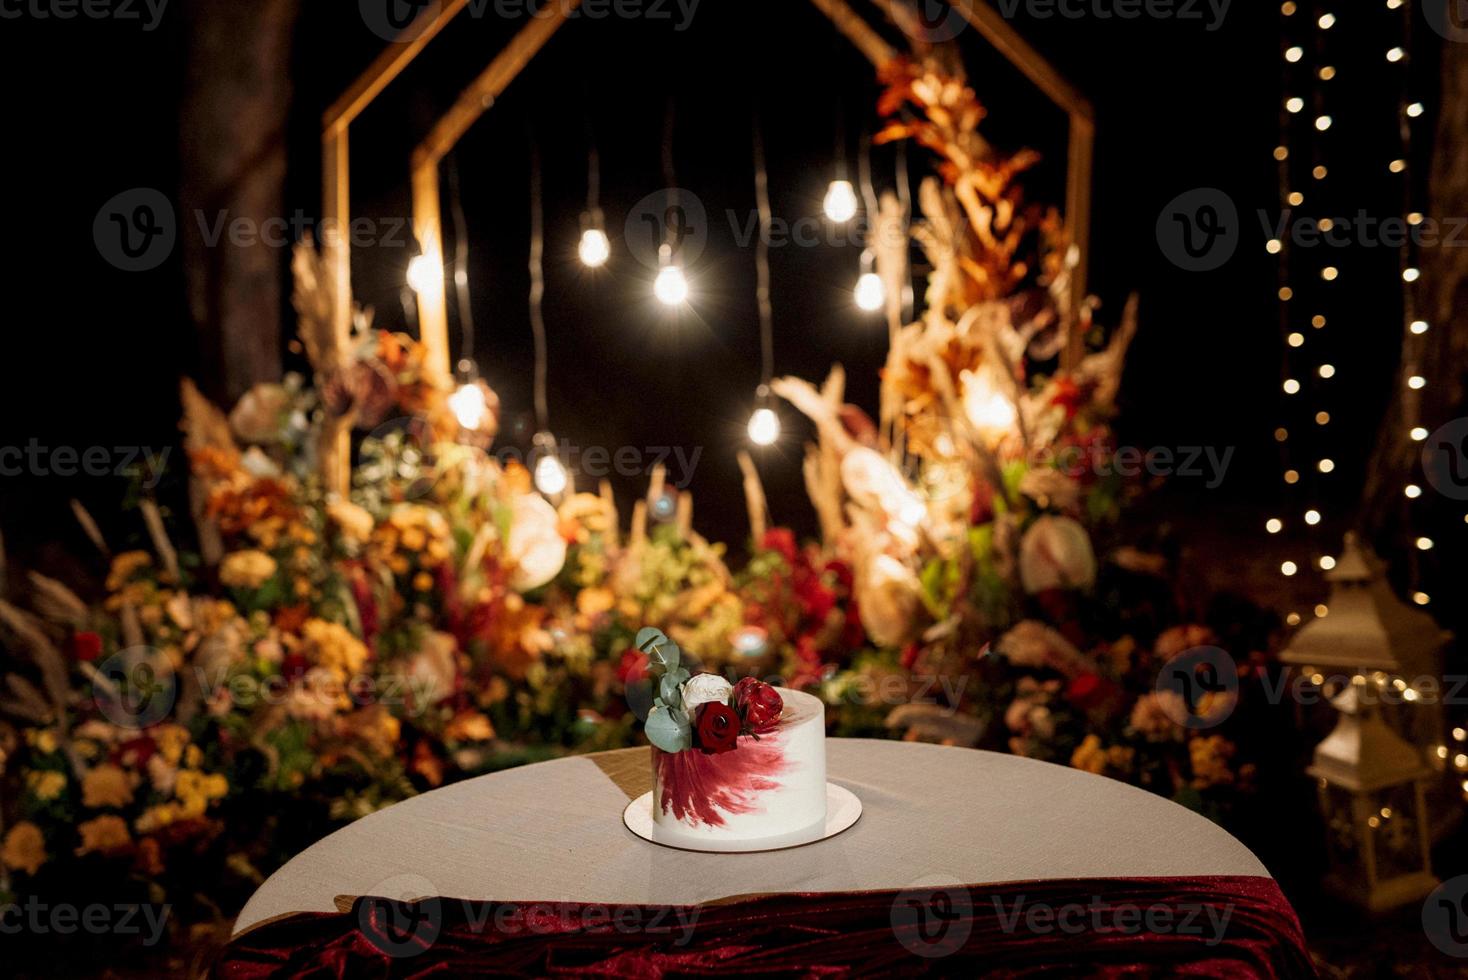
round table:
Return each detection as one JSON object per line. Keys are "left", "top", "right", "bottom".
{"left": 234, "top": 738, "right": 1267, "bottom": 936}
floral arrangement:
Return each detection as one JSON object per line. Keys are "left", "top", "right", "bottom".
{"left": 634, "top": 627, "right": 783, "bottom": 755}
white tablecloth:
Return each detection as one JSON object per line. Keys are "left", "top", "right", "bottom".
{"left": 235, "top": 739, "right": 1267, "bottom": 935}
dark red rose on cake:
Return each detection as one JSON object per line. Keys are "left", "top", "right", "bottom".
{"left": 732, "top": 678, "right": 783, "bottom": 734}
{"left": 696, "top": 702, "right": 741, "bottom": 754}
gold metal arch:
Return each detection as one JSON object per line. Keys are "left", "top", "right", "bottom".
{"left": 321, "top": 0, "right": 1094, "bottom": 386}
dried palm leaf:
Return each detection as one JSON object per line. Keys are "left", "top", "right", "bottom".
{"left": 25, "top": 572, "right": 88, "bottom": 628}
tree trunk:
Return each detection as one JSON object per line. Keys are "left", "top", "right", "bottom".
{"left": 179, "top": 0, "right": 300, "bottom": 405}
{"left": 1362, "top": 38, "right": 1468, "bottom": 539}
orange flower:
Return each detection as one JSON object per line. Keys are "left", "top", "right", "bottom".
{"left": 82, "top": 764, "right": 136, "bottom": 809}
{"left": 2, "top": 822, "right": 47, "bottom": 875}
{"left": 76, "top": 815, "right": 131, "bottom": 856}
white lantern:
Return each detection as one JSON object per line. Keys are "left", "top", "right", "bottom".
{"left": 1280, "top": 533, "right": 1447, "bottom": 911}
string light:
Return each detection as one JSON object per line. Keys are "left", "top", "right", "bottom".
{"left": 534, "top": 437, "right": 566, "bottom": 492}
{"left": 1282, "top": 561, "right": 1299, "bottom": 576}
{"left": 449, "top": 372, "right": 489, "bottom": 431}
{"left": 822, "top": 179, "right": 858, "bottom": 223}
{"left": 1320, "top": 555, "right": 1337, "bottom": 570}
{"left": 1416, "top": 537, "right": 1434, "bottom": 551}
{"left": 855, "top": 269, "right": 885, "bottom": 312}
{"left": 1267, "top": 518, "right": 1284, "bottom": 533}
{"left": 1317, "top": 12, "right": 1335, "bottom": 29}
{"left": 1404, "top": 484, "right": 1422, "bottom": 498}
{"left": 655, "top": 100, "right": 690, "bottom": 308}
{"left": 406, "top": 253, "right": 442, "bottom": 294}
{"left": 578, "top": 138, "right": 610, "bottom": 268}
{"left": 1410, "top": 426, "right": 1428, "bottom": 441}
{"left": 1410, "top": 319, "right": 1428, "bottom": 334}
{"left": 578, "top": 226, "right": 610, "bottom": 268}
{"left": 654, "top": 249, "right": 690, "bottom": 306}
{"left": 1305, "top": 509, "right": 1321, "bottom": 525}
{"left": 748, "top": 116, "right": 780, "bottom": 448}
{"left": 748, "top": 406, "right": 780, "bottom": 446}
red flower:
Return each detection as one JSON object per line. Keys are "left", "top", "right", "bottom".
{"left": 70, "top": 631, "right": 102, "bottom": 662}
{"left": 761, "top": 528, "right": 798, "bottom": 566}
{"left": 617, "top": 649, "right": 649, "bottom": 685}
{"left": 1066, "top": 672, "right": 1121, "bottom": 714}
{"left": 732, "top": 678, "right": 783, "bottom": 734}
{"left": 695, "top": 702, "right": 740, "bottom": 754}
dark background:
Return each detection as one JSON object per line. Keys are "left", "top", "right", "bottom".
{"left": 0, "top": 2, "right": 1431, "bottom": 602}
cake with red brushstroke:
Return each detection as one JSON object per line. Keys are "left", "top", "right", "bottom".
{"left": 633, "top": 628, "right": 828, "bottom": 849}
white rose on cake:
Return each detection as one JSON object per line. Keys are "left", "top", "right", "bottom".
{"left": 679, "top": 673, "right": 733, "bottom": 715}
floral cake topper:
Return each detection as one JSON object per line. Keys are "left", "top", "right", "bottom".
{"left": 635, "top": 627, "right": 783, "bottom": 755}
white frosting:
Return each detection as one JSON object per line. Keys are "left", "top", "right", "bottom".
{"left": 650, "top": 688, "right": 827, "bottom": 848}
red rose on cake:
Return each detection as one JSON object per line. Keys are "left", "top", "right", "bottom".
{"left": 695, "top": 702, "right": 740, "bottom": 754}
{"left": 733, "top": 678, "right": 783, "bottom": 734}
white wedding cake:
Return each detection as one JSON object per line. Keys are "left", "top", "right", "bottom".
{"left": 631, "top": 628, "right": 830, "bottom": 850}
{"left": 651, "top": 687, "right": 827, "bottom": 849}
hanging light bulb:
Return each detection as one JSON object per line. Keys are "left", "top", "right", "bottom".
{"left": 578, "top": 227, "right": 610, "bottom": 268}
{"left": 748, "top": 407, "right": 780, "bottom": 446}
{"left": 578, "top": 209, "right": 610, "bottom": 268}
{"left": 532, "top": 432, "right": 568, "bottom": 496}
{"left": 854, "top": 249, "right": 884, "bottom": 312}
{"left": 406, "top": 252, "right": 442, "bottom": 294}
{"left": 449, "top": 379, "right": 488, "bottom": 431}
{"left": 854, "top": 272, "right": 885, "bottom": 312}
{"left": 823, "top": 179, "right": 858, "bottom": 223}
{"left": 654, "top": 243, "right": 689, "bottom": 306}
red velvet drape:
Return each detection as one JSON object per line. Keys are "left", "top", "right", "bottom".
{"left": 217, "top": 875, "right": 1313, "bottom": 978}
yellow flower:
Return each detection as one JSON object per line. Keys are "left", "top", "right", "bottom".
{"left": 75, "top": 815, "right": 131, "bottom": 856}
{"left": 175, "top": 769, "right": 229, "bottom": 819}
{"left": 1190, "top": 735, "right": 1237, "bottom": 790}
{"left": 134, "top": 803, "right": 182, "bottom": 834}
{"left": 106, "top": 551, "right": 153, "bottom": 591}
{"left": 219, "top": 550, "right": 278, "bottom": 589}
{"left": 327, "top": 500, "right": 376, "bottom": 542}
{"left": 576, "top": 587, "right": 615, "bottom": 617}
{"left": 26, "top": 770, "right": 67, "bottom": 802}
{"left": 81, "top": 763, "right": 136, "bottom": 809}
{"left": 302, "top": 618, "right": 368, "bottom": 678}
{"left": 25, "top": 729, "right": 59, "bottom": 755}
{"left": 151, "top": 724, "right": 191, "bottom": 766}
{"left": 412, "top": 571, "right": 434, "bottom": 592}
{"left": 1070, "top": 734, "right": 1106, "bottom": 775}
{"left": 1, "top": 822, "right": 47, "bottom": 876}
